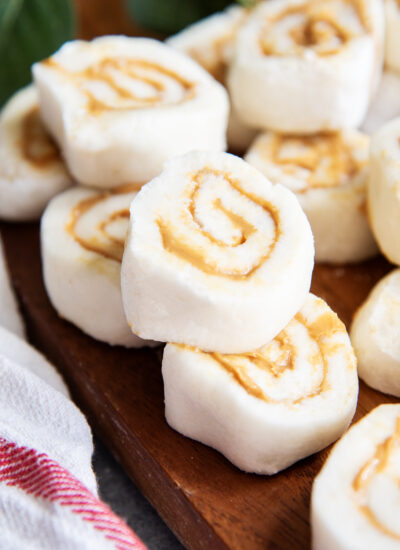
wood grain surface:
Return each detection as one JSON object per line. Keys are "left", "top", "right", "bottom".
{"left": 0, "top": 221, "right": 397, "bottom": 550}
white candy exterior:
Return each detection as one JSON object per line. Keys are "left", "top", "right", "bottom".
{"left": 228, "top": 0, "right": 384, "bottom": 133}
{"left": 0, "top": 85, "right": 73, "bottom": 221}
{"left": 0, "top": 236, "right": 25, "bottom": 338}
{"left": 166, "top": 6, "right": 245, "bottom": 80}
{"left": 33, "top": 36, "right": 229, "bottom": 188}
{"left": 163, "top": 294, "right": 358, "bottom": 474}
{"left": 362, "top": 70, "right": 400, "bottom": 135}
{"left": 368, "top": 117, "right": 400, "bottom": 265}
{"left": 312, "top": 404, "right": 400, "bottom": 550}
{"left": 385, "top": 0, "right": 400, "bottom": 73}
{"left": 167, "top": 7, "right": 257, "bottom": 152}
{"left": 41, "top": 186, "right": 153, "bottom": 347}
{"left": 351, "top": 269, "right": 400, "bottom": 397}
{"left": 122, "top": 151, "right": 314, "bottom": 353}
{"left": 245, "top": 130, "right": 377, "bottom": 263}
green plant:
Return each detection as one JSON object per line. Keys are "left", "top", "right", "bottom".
{"left": 125, "top": 0, "right": 240, "bottom": 35}
{"left": 0, "top": 0, "right": 75, "bottom": 107}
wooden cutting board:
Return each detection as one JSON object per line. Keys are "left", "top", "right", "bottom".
{"left": 0, "top": 221, "right": 397, "bottom": 550}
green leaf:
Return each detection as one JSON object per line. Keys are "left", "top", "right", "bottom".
{"left": 124, "top": 0, "right": 233, "bottom": 35}
{"left": 236, "top": 0, "right": 258, "bottom": 6}
{"left": 0, "top": 0, "right": 76, "bottom": 107}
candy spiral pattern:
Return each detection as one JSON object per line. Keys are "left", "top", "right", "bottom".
{"left": 66, "top": 185, "right": 138, "bottom": 263}
{"left": 352, "top": 416, "right": 400, "bottom": 541}
{"left": 245, "top": 129, "right": 376, "bottom": 264}
{"left": 246, "top": 132, "right": 368, "bottom": 193}
{"left": 156, "top": 167, "right": 280, "bottom": 280}
{"left": 260, "top": 0, "right": 371, "bottom": 58}
{"left": 20, "top": 106, "right": 60, "bottom": 168}
{"left": 0, "top": 85, "right": 72, "bottom": 221}
{"left": 183, "top": 294, "right": 353, "bottom": 404}
{"left": 44, "top": 56, "right": 196, "bottom": 113}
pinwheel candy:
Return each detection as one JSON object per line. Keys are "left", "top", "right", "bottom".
{"left": 33, "top": 36, "right": 229, "bottom": 188}
{"left": 312, "top": 404, "right": 400, "bottom": 550}
{"left": 163, "top": 294, "right": 358, "bottom": 474}
{"left": 351, "top": 269, "right": 400, "bottom": 398}
{"left": 228, "top": 0, "right": 384, "bottom": 133}
{"left": 0, "top": 85, "right": 73, "bottom": 221}
{"left": 245, "top": 129, "right": 377, "bottom": 263}
{"left": 121, "top": 151, "right": 314, "bottom": 353}
{"left": 41, "top": 185, "right": 154, "bottom": 347}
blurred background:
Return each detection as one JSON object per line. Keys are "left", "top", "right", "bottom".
{"left": 0, "top": 0, "right": 252, "bottom": 107}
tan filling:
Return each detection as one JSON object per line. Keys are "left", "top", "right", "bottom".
{"left": 179, "top": 306, "right": 346, "bottom": 403}
{"left": 43, "top": 57, "right": 196, "bottom": 113}
{"left": 20, "top": 107, "right": 60, "bottom": 167}
{"left": 260, "top": 0, "right": 371, "bottom": 57}
{"left": 157, "top": 167, "right": 280, "bottom": 280}
{"left": 352, "top": 416, "right": 400, "bottom": 540}
{"left": 187, "top": 38, "right": 230, "bottom": 84}
{"left": 261, "top": 132, "right": 366, "bottom": 191}
{"left": 186, "top": 11, "right": 247, "bottom": 83}
{"left": 66, "top": 184, "right": 139, "bottom": 262}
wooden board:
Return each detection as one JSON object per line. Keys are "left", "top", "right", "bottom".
{"left": 0, "top": 221, "right": 398, "bottom": 550}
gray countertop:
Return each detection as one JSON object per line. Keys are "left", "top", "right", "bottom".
{"left": 93, "top": 436, "right": 184, "bottom": 550}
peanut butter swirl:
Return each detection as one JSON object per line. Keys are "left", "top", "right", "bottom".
{"left": 66, "top": 185, "right": 139, "bottom": 262}
{"left": 258, "top": 132, "right": 367, "bottom": 192}
{"left": 157, "top": 167, "right": 281, "bottom": 280}
{"left": 43, "top": 57, "right": 196, "bottom": 113}
{"left": 186, "top": 11, "right": 247, "bottom": 83}
{"left": 352, "top": 416, "right": 400, "bottom": 540}
{"left": 260, "top": 0, "right": 371, "bottom": 58}
{"left": 20, "top": 107, "right": 60, "bottom": 167}
{"left": 188, "top": 36, "right": 232, "bottom": 84}
{"left": 180, "top": 301, "right": 348, "bottom": 404}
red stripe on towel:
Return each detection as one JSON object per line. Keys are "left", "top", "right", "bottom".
{"left": 0, "top": 438, "right": 146, "bottom": 550}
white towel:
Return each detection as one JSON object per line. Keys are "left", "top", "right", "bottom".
{"left": 0, "top": 235, "right": 146, "bottom": 549}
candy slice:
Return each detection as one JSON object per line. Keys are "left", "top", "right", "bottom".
{"left": 362, "top": 70, "right": 400, "bottom": 135}
{"left": 121, "top": 151, "right": 314, "bottom": 353}
{"left": 163, "top": 293, "right": 358, "bottom": 474}
{"left": 368, "top": 117, "right": 400, "bottom": 264}
{"left": 0, "top": 85, "right": 73, "bottom": 221}
{"left": 228, "top": 0, "right": 384, "bottom": 133}
{"left": 385, "top": 0, "right": 400, "bottom": 73}
{"left": 33, "top": 36, "right": 229, "bottom": 188}
{"left": 167, "top": 6, "right": 257, "bottom": 152}
{"left": 312, "top": 404, "right": 400, "bottom": 550}
{"left": 0, "top": 325, "right": 68, "bottom": 397}
{"left": 166, "top": 6, "right": 246, "bottom": 84}
{"left": 0, "top": 235, "right": 25, "bottom": 338}
{"left": 245, "top": 130, "right": 378, "bottom": 263}
{"left": 41, "top": 185, "right": 154, "bottom": 347}
{"left": 351, "top": 269, "right": 400, "bottom": 398}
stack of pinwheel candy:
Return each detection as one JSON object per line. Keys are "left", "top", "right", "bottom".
{"left": 3, "top": 0, "right": 400, "bottom": 548}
